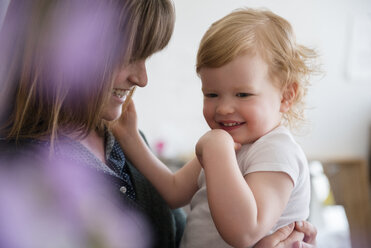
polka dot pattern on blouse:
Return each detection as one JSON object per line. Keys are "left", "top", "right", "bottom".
{"left": 107, "top": 141, "right": 136, "bottom": 201}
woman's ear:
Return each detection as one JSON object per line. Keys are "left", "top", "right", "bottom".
{"left": 280, "top": 82, "right": 298, "bottom": 113}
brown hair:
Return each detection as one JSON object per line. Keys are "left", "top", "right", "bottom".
{"left": 197, "top": 8, "right": 319, "bottom": 129}
{"left": 0, "top": 0, "right": 175, "bottom": 144}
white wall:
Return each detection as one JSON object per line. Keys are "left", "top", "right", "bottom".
{"left": 135, "top": 0, "right": 371, "bottom": 161}
{"left": 1, "top": 0, "right": 370, "bottom": 161}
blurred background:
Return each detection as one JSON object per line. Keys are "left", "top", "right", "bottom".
{"left": 1, "top": 0, "right": 370, "bottom": 247}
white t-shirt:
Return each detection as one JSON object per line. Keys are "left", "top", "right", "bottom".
{"left": 179, "top": 126, "right": 311, "bottom": 248}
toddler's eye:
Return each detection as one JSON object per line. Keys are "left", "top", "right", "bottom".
{"left": 236, "top": 93, "right": 252, "bottom": 97}
{"left": 204, "top": 93, "right": 218, "bottom": 98}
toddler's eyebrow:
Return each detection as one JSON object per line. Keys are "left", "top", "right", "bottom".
{"left": 201, "top": 87, "right": 214, "bottom": 92}
{"left": 233, "top": 84, "right": 256, "bottom": 91}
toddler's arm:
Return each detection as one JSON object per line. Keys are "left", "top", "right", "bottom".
{"left": 113, "top": 101, "right": 201, "bottom": 208}
{"left": 196, "top": 129, "right": 294, "bottom": 247}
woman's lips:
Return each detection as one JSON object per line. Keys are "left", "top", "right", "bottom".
{"left": 112, "top": 88, "right": 129, "bottom": 103}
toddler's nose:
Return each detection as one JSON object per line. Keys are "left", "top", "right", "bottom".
{"left": 216, "top": 101, "right": 234, "bottom": 115}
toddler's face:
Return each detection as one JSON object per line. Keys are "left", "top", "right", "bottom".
{"left": 200, "top": 53, "right": 285, "bottom": 144}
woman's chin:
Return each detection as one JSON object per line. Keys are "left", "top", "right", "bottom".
{"left": 101, "top": 109, "right": 121, "bottom": 122}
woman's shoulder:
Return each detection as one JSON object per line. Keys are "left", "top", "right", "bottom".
{"left": 0, "top": 138, "right": 50, "bottom": 169}
{"left": 0, "top": 138, "right": 47, "bottom": 155}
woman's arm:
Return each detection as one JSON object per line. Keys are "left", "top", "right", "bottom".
{"left": 112, "top": 101, "right": 201, "bottom": 208}
{"left": 196, "top": 129, "right": 294, "bottom": 248}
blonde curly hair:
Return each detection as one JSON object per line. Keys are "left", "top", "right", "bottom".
{"left": 197, "top": 8, "right": 320, "bottom": 130}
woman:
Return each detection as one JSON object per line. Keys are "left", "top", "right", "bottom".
{"left": 0, "top": 0, "right": 316, "bottom": 247}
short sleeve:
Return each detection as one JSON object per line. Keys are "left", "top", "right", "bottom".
{"left": 237, "top": 128, "right": 305, "bottom": 186}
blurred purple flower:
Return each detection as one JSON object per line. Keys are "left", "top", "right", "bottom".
{"left": 0, "top": 154, "right": 150, "bottom": 248}
{"left": 0, "top": 0, "right": 125, "bottom": 118}
{"left": 44, "top": 0, "right": 121, "bottom": 86}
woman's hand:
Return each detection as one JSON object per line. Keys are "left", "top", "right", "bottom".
{"left": 254, "top": 221, "right": 317, "bottom": 248}
{"left": 293, "top": 221, "right": 317, "bottom": 247}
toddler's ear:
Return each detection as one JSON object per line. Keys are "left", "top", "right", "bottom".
{"left": 280, "top": 82, "right": 298, "bottom": 113}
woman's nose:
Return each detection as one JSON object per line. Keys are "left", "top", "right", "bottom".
{"left": 128, "top": 60, "right": 148, "bottom": 87}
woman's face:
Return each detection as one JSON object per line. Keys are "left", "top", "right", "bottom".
{"left": 101, "top": 59, "right": 148, "bottom": 121}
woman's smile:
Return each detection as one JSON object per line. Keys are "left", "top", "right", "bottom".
{"left": 112, "top": 88, "right": 130, "bottom": 103}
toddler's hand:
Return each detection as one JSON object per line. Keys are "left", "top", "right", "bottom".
{"left": 234, "top": 142, "right": 242, "bottom": 150}
{"left": 112, "top": 99, "right": 139, "bottom": 141}
{"left": 195, "top": 129, "right": 237, "bottom": 166}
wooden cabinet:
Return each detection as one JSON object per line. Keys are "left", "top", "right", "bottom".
{"left": 322, "top": 159, "right": 371, "bottom": 248}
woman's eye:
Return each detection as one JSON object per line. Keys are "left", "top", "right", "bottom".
{"left": 236, "top": 93, "right": 252, "bottom": 97}
{"left": 204, "top": 93, "right": 218, "bottom": 98}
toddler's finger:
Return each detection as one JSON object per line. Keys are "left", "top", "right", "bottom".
{"left": 234, "top": 142, "right": 242, "bottom": 150}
